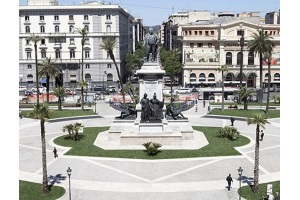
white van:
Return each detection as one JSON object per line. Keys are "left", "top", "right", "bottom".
{"left": 174, "top": 88, "right": 191, "bottom": 94}
{"left": 19, "top": 86, "right": 27, "bottom": 92}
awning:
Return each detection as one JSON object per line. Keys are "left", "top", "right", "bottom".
{"left": 41, "top": 78, "right": 47, "bottom": 83}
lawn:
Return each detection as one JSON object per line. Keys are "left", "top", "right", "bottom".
{"left": 21, "top": 109, "right": 95, "bottom": 119}
{"left": 19, "top": 180, "right": 66, "bottom": 200}
{"left": 240, "top": 180, "right": 280, "bottom": 200}
{"left": 209, "top": 109, "right": 280, "bottom": 118}
{"left": 53, "top": 126, "right": 250, "bottom": 159}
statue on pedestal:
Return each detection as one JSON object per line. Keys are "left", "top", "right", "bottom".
{"left": 144, "top": 28, "right": 158, "bottom": 62}
{"left": 149, "top": 93, "right": 164, "bottom": 120}
{"left": 140, "top": 93, "right": 151, "bottom": 122}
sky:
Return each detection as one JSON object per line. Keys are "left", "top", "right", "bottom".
{"left": 19, "top": 0, "right": 280, "bottom": 26}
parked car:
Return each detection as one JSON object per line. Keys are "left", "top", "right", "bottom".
{"left": 65, "top": 88, "right": 76, "bottom": 95}
{"left": 174, "top": 88, "right": 191, "bottom": 94}
{"left": 107, "top": 85, "right": 116, "bottom": 92}
{"left": 19, "top": 86, "right": 27, "bottom": 92}
{"left": 30, "top": 86, "right": 45, "bottom": 93}
{"left": 24, "top": 90, "right": 33, "bottom": 96}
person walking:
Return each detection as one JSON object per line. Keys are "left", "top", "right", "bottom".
{"left": 260, "top": 130, "right": 264, "bottom": 141}
{"left": 230, "top": 117, "right": 235, "bottom": 126}
{"left": 203, "top": 100, "right": 206, "bottom": 108}
{"left": 226, "top": 174, "right": 233, "bottom": 191}
{"left": 195, "top": 104, "right": 198, "bottom": 112}
{"left": 19, "top": 110, "right": 22, "bottom": 119}
{"left": 53, "top": 147, "right": 58, "bottom": 158}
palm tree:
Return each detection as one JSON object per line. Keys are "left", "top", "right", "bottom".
{"left": 100, "top": 37, "right": 126, "bottom": 105}
{"left": 234, "top": 85, "right": 255, "bottom": 110}
{"left": 27, "top": 34, "right": 42, "bottom": 104}
{"left": 246, "top": 113, "right": 270, "bottom": 193}
{"left": 247, "top": 30, "right": 274, "bottom": 105}
{"left": 53, "top": 86, "right": 65, "bottom": 111}
{"left": 78, "top": 80, "right": 88, "bottom": 104}
{"left": 263, "top": 49, "right": 273, "bottom": 113}
{"left": 38, "top": 57, "right": 62, "bottom": 104}
{"left": 76, "top": 26, "right": 88, "bottom": 111}
{"left": 28, "top": 103, "right": 53, "bottom": 193}
{"left": 217, "top": 66, "right": 228, "bottom": 111}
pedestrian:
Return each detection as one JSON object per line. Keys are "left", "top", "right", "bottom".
{"left": 260, "top": 130, "right": 264, "bottom": 141}
{"left": 268, "top": 193, "right": 274, "bottom": 200}
{"left": 195, "top": 104, "right": 198, "bottom": 112}
{"left": 195, "top": 99, "right": 198, "bottom": 104}
{"left": 274, "top": 192, "right": 280, "bottom": 200}
{"left": 19, "top": 110, "right": 22, "bottom": 119}
{"left": 53, "top": 147, "right": 58, "bottom": 158}
{"left": 230, "top": 117, "right": 235, "bottom": 126}
{"left": 203, "top": 100, "right": 206, "bottom": 108}
{"left": 226, "top": 174, "right": 233, "bottom": 191}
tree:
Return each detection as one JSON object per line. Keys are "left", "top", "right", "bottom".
{"left": 246, "top": 113, "right": 270, "bottom": 193}
{"left": 234, "top": 86, "right": 255, "bottom": 110}
{"left": 247, "top": 30, "right": 274, "bottom": 105}
{"left": 53, "top": 86, "right": 65, "bottom": 111}
{"left": 125, "top": 53, "right": 141, "bottom": 81}
{"left": 160, "top": 48, "right": 181, "bottom": 103}
{"left": 76, "top": 26, "right": 88, "bottom": 111}
{"left": 62, "top": 122, "right": 84, "bottom": 141}
{"left": 27, "top": 34, "right": 42, "bottom": 104}
{"left": 38, "top": 57, "right": 61, "bottom": 104}
{"left": 28, "top": 103, "right": 53, "bottom": 193}
{"left": 100, "top": 37, "right": 126, "bottom": 105}
{"left": 79, "top": 80, "right": 88, "bottom": 103}
{"left": 124, "top": 82, "right": 139, "bottom": 104}
{"left": 217, "top": 66, "right": 228, "bottom": 111}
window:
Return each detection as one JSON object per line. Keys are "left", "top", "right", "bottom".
{"left": 40, "top": 26, "right": 45, "bottom": 33}
{"left": 185, "top": 31, "right": 187, "bottom": 35}
{"left": 84, "top": 15, "right": 89, "bottom": 20}
{"left": 189, "top": 31, "right": 192, "bottom": 35}
{"left": 237, "top": 30, "right": 244, "bottom": 36}
{"left": 248, "top": 52, "right": 254, "bottom": 65}
{"left": 210, "top": 31, "right": 214, "bottom": 35}
{"left": 199, "top": 31, "right": 202, "bottom": 35}
{"left": 85, "top": 64, "right": 90, "bottom": 69}
{"left": 106, "top": 25, "right": 111, "bottom": 32}
{"left": 84, "top": 25, "right": 89, "bottom": 32}
{"left": 107, "top": 64, "right": 111, "bottom": 68}
{"left": 205, "top": 31, "right": 209, "bottom": 36}
{"left": 69, "top": 15, "right": 74, "bottom": 20}
{"left": 70, "top": 49, "right": 75, "bottom": 58}
{"left": 40, "top": 16, "right": 44, "bottom": 21}
{"left": 55, "top": 50, "right": 61, "bottom": 59}
{"left": 25, "top": 26, "right": 30, "bottom": 33}
{"left": 208, "top": 43, "right": 212, "bottom": 48}
{"left": 69, "top": 25, "right": 74, "bottom": 33}
{"left": 107, "top": 52, "right": 110, "bottom": 59}
{"left": 190, "top": 43, "right": 194, "bottom": 48}
{"left": 25, "top": 16, "right": 29, "bottom": 21}
{"left": 27, "top": 52, "right": 31, "bottom": 59}
{"left": 41, "top": 39, "right": 45, "bottom": 45}
{"left": 197, "top": 43, "right": 203, "bottom": 47}
{"left": 41, "top": 50, "right": 46, "bottom": 58}
{"left": 55, "top": 26, "right": 59, "bottom": 33}
{"left": 194, "top": 31, "right": 198, "bottom": 35}
{"left": 84, "top": 38, "right": 90, "bottom": 45}
{"left": 237, "top": 52, "right": 242, "bottom": 65}
{"left": 26, "top": 39, "right": 30, "bottom": 45}
{"left": 54, "top": 15, "right": 59, "bottom": 20}
{"left": 85, "top": 51, "right": 90, "bottom": 59}
{"left": 70, "top": 38, "right": 74, "bottom": 44}
{"left": 226, "top": 52, "right": 232, "bottom": 65}
{"left": 27, "top": 64, "right": 32, "bottom": 70}
{"left": 106, "top": 15, "right": 111, "bottom": 20}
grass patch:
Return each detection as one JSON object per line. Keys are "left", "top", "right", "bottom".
{"left": 211, "top": 102, "right": 280, "bottom": 106}
{"left": 209, "top": 109, "right": 280, "bottom": 118}
{"left": 53, "top": 126, "right": 250, "bottom": 159}
{"left": 240, "top": 181, "right": 280, "bottom": 200}
{"left": 19, "top": 180, "right": 66, "bottom": 200}
{"left": 21, "top": 109, "right": 95, "bottom": 119}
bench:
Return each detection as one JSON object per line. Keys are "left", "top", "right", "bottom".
{"left": 228, "top": 105, "right": 238, "bottom": 109}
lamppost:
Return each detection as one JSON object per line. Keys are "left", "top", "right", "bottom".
{"left": 102, "top": 71, "right": 107, "bottom": 88}
{"left": 238, "top": 30, "right": 245, "bottom": 87}
{"left": 66, "top": 167, "right": 72, "bottom": 200}
{"left": 237, "top": 166, "right": 243, "bottom": 200}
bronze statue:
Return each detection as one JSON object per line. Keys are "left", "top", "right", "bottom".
{"left": 140, "top": 93, "right": 151, "bottom": 122}
{"left": 165, "top": 103, "right": 188, "bottom": 120}
{"left": 149, "top": 93, "right": 164, "bottom": 120}
{"left": 117, "top": 106, "right": 137, "bottom": 119}
{"left": 144, "top": 28, "right": 158, "bottom": 62}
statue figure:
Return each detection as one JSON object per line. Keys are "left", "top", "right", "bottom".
{"left": 116, "top": 105, "right": 137, "bottom": 119}
{"left": 165, "top": 103, "right": 187, "bottom": 120}
{"left": 140, "top": 93, "right": 151, "bottom": 122}
{"left": 144, "top": 27, "right": 158, "bottom": 62}
{"left": 149, "top": 93, "right": 164, "bottom": 120}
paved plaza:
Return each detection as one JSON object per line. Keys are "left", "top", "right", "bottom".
{"left": 19, "top": 97, "right": 280, "bottom": 200}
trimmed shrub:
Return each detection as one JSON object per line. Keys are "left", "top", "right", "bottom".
{"left": 143, "top": 142, "right": 162, "bottom": 155}
{"left": 216, "top": 126, "right": 240, "bottom": 140}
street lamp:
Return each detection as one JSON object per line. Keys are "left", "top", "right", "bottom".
{"left": 67, "top": 167, "right": 72, "bottom": 200}
{"left": 237, "top": 166, "right": 243, "bottom": 200}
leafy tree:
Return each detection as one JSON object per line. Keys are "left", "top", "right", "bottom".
{"left": 247, "top": 30, "right": 274, "bottom": 105}
{"left": 53, "top": 86, "right": 65, "bottom": 111}
{"left": 28, "top": 103, "right": 53, "bottom": 193}
{"left": 218, "top": 66, "right": 228, "bottom": 111}
{"left": 100, "top": 37, "right": 126, "bottom": 105}
{"left": 38, "top": 57, "right": 61, "bottom": 104}
{"left": 124, "top": 82, "right": 139, "bottom": 104}
{"left": 271, "top": 94, "right": 280, "bottom": 104}
{"left": 27, "top": 34, "right": 42, "bottom": 104}
{"left": 76, "top": 26, "right": 88, "bottom": 111}
{"left": 246, "top": 113, "right": 270, "bottom": 193}
{"left": 234, "top": 86, "right": 255, "bottom": 110}
{"left": 125, "top": 53, "right": 141, "bottom": 81}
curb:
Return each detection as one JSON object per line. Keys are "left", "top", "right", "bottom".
{"left": 47, "top": 115, "right": 103, "bottom": 123}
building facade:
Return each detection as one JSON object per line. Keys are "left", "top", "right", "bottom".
{"left": 19, "top": 1, "right": 142, "bottom": 89}
{"left": 168, "top": 12, "right": 280, "bottom": 89}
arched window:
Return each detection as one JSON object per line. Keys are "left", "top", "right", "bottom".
{"left": 27, "top": 74, "right": 33, "bottom": 79}
{"left": 189, "top": 73, "right": 196, "bottom": 82}
{"left": 226, "top": 52, "right": 232, "bottom": 65}
{"left": 25, "top": 26, "right": 30, "bottom": 33}
{"left": 84, "top": 25, "right": 89, "bottom": 32}
{"left": 199, "top": 73, "right": 206, "bottom": 82}
{"left": 274, "top": 73, "right": 280, "bottom": 81}
{"left": 264, "top": 73, "right": 270, "bottom": 82}
{"left": 237, "top": 52, "right": 242, "bottom": 65}
{"left": 40, "top": 26, "right": 45, "bottom": 33}
{"left": 69, "top": 25, "right": 74, "bottom": 33}
{"left": 41, "top": 49, "right": 46, "bottom": 58}
{"left": 248, "top": 52, "right": 254, "bottom": 65}
{"left": 208, "top": 73, "right": 215, "bottom": 81}
{"left": 106, "top": 25, "right": 111, "bottom": 32}
{"left": 55, "top": 25, "right": 59, "bottom": 33}
{"left": 85, "top": 74, "right": 91, "bottom": 79}
{"left": 70, "top": 49, "right": 75, "bottom": 58}
{"left": 225, "top": 73, "right": 234, "bottom": 81}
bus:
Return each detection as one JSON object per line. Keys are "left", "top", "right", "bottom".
{"left": 197, "top": 87, "right": 239, "bottom": 101}
{"left": 186, "top": 81, "right": 247, "bottom": 88}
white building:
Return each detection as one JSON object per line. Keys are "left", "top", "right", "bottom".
{"left": 19, "top": 0, "right": 142, "bottom": 89}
